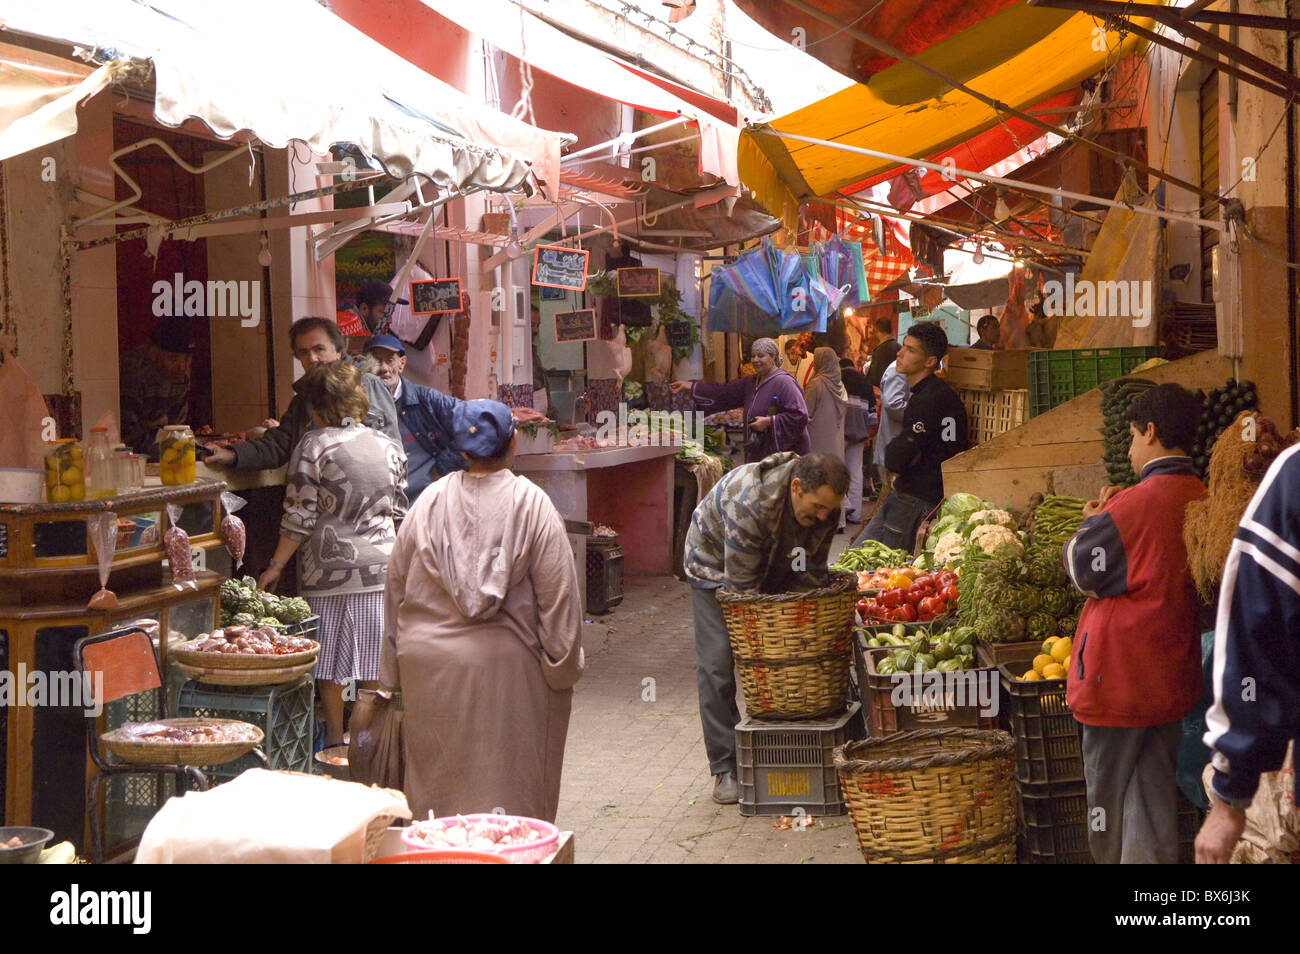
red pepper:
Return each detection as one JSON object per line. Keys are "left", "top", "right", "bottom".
{"left": 937, "top": 571, "right": 959, "bottom": 587}
{"left": 940, "top": 584, "right": 959, "bottom": 603}
{"left": 897, "top": 603, "right": 918, "bottom": 623}
{"left": 881, "top": 588, "right": 903, "bottom": 609}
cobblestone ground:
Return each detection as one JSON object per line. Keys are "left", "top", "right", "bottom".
{"left": 556, "top": 533, "right": 866, "bottom": 864}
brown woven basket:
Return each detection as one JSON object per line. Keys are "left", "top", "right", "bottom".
{"left": 718, "top": 574, "right": 857, "bottom": 660}
{"left": 834, "top": 728, "right": 1017, "bottom": 864}
{"left": 735, "top": 652, "right": 852, "bottom": 721}
{"left": 171, "top": 638, "right": 319, "bottom": 669}
{"left": 718, "top": 574, "right": 856, "bottom": 720}
{"left": 101, "top": 718, "right": 264, "bottom": 767}
{"left": 172, "top": 660, "right": 317, "bottom": 686}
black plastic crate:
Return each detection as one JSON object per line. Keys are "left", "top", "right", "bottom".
{"left": 736, "top": 703, "right": 861, "bottom": 817}
{"left": 1018, "top": 777, "right": 1093, "bottom": 864}
{"left": 998, "top": 661, "right": 1082, "bottom": 784}
{"left": 1178, "top": 792, "right": 1203, "bottom": 865}
{"left": 177, "top": 674, "right": 313, "bottom": 782}
{"left": 585, "top": 539, "right": 623, "bottom": 615}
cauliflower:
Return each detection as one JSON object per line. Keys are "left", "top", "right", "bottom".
{"left": 934, "top": 530, "right": 966, "bottom": 567}
{"left": 969, "top": 523, "right": 1024, "bottom": 556}
{"left": 968, "top": 509, "right": 1016, "bottom": 529}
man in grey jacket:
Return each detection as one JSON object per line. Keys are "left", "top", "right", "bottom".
{"left": 202, "top": 317, "right": 401, "bottom": 470}
{"left": 684, "top": 451, "right": 848, "bottom": 804}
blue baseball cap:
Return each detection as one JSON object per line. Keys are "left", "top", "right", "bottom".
{"left": 362, "top": 333, "right": 406, "bottom": 356}
{"left": 452, "top": 399, "right": 516, "bottom": 459}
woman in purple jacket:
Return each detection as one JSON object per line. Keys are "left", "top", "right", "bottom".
{"left": 669, "top": 337, "right": 810, "bottom": 462}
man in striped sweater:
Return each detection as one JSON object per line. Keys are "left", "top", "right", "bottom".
{"left": 684, "top": 451, "right": 848, "bottom": 804}
{"left": 1197, "top": 442, "right": 1300, "bottom": 862}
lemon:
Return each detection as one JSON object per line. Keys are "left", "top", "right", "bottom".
{"left": 1051, "top": 637, "right": 1073, "bottom": 664}
{"left": 1041, "top": 636, "right": 1060, "bottom": 655}
{"left": 1021, "top": 670, "right": 1043, "bottom": 681}
{"left": 68, "top": 484, "right": 85, "bottom": 501}
{"left": 49, "top": 485, "right": 72, "bottom": 503}
{"left": 61, "top": 466, "right": 83, "bottom": 487}
{"left": 1042, "top": 662, "right": 1067, "bottom": 680}
{"left": 1032, "top": 653, "right": 1054, "bottom": 675}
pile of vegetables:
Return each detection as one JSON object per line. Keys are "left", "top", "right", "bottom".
{"left": 219, "top": 576, "right": 312, "bottom": 630}
{"left": 1026, "top": 495, "right": 1086, "bottom": 555}
{"left": 957, "top": 547, "right": 1084, "bottom": 644}
{"left": 920, "top": 493, "right": 1026, "bottom": 570}
{"left": 866, "top": 623, "right": 977, "bottom": 674}
{"left": 857, "top": 570, "right": 959, "bottom": 623}
{"left": 832, "top": 541, "right": 913, "bottom": 574}
{"left": 1193, "top": 379, "right": 1258, "bottom": 480}
{"left": 1100, "top": 378, "right": 1157, "bottom": 487}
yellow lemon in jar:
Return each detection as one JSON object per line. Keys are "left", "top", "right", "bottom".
{"left": 180, "top": 461, "right": 195, "bottom": 483}
{"left": 45, "top": 469, "right": 58, "bottom": 489}
{"left": 69, "top": 446, "right": 82, "bottom": 461}
{"left": 1051, "top": 637, "right": 1073, "bottom": 664}
{"left": 68, "top": 483, "right": 85, "bottom": 501}
{"left": 161, "top": 447, "right": 180, "bottom": 465}
{"left": 61, "top": 466, "right": 83, "bottom": 487}
{"left": 45, "top": 454, "right": 59, "bottom": 470}
{"left": 49, "top": 484, "right": 72, "bottom": 503}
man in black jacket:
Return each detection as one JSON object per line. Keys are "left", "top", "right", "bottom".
{"left": 863, "top": 314, "right": 900, "bottom": 396}
{"left": 853, "top": 321, "right": 967, "bottom": 549}
{"left": 202, "top": 317, "right": 401, "bottom": 470}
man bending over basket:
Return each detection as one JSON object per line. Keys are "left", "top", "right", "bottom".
{"left": 684, "top": 452, "right": 848, "bottom": 804}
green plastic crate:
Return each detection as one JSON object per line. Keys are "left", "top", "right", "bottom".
{"left": 177, "top": 674, "right": 314, "bottom": 782}
{"left": 1028, "top": 347, "right": 1159, "bottom": 417}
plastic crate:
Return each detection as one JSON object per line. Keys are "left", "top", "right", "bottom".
{"left": 855, "top": 637, "right": 999, "bottom": 737}
{"left": 1178, "top": 793, "right": 1203, "bottom": 865}
{"left": 1018, "top": 777, "right": 1093, "bottom": 864}
{"left": 585, "top": 538, "right": 623, "bottom": 615}
{"left": 998, "top": 661, "right": 1082, "bottom": 784}
{"left": 177, "top": 674, "right": 314, "bottom": 782}
{"left": 736, "top": 703, "right": 861, "bottom": 816}
{"left": 957, "top": 388, "right": 1028, "bottom": 446}
{"left": 284, "top": 615, "right": 320, "bottom": 638}
{"left": 1028, "top": 347, "right": 1159, "bottom": 417}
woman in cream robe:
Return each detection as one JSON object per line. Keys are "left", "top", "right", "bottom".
{"left": 380, "top": 427, "right": 584, "bottom": 823}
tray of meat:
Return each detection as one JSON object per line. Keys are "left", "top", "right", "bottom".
{"left": 400, "top": 813, "right": 559, "bottom": 864}
{"left": 172, "top": 626, "right": 319, "bottom": 669}
{"left": 101, "top": 718, "right": 263, "bottom": 766}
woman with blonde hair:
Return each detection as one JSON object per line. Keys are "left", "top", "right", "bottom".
{"left": 260, "top": 360, "right": 407, "bottom": 747}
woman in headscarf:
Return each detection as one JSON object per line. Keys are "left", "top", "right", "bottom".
{"left": 380, "top": 399, "right": 584, "bottom": 822}
{"left": 804, "top": 348, "right": 848, "bottom": 527}
{"left": 669, "top": 337, "right": 810, "bottom": 462}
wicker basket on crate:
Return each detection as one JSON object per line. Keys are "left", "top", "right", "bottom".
{"left": 834, "top": 728, "right": 1018, "bottom": 864}
{"left": 717, "top": 574, "right": 857, "bottom": 720}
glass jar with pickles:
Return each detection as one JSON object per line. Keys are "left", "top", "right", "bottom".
{"left": 158, "top": 424, "right": 196, "bottom": 485}
{"left": 44, "top": 438, "right": 85, "bottom": 502}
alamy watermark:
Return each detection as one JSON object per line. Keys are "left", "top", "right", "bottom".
{"left": 1041, "top": 274, "right": 1153, "bottom": 328}
{"left": 1, "top": 667, "right": 104, "bottom": 717}
{"left": 592, "top": 404, "right": 708, "bottom": 448}
{"left": 152, "top": 272, "right": 261, "bottom": 327}
{"left": 889, "top": 669, "right": 1000, "bottom": 719}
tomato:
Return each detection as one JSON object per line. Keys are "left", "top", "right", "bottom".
{"left": 940, "top": 584, "right": 959, "bottom": 603}
{"left": 881, "top": 588, "right": 903, "bottom": 609}
{"left": 897, "top": 603, "right": 918, "bottom": 622}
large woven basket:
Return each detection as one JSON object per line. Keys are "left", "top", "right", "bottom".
{"left": 718, "top": 574, "right": 856, "bottom": 720}
{"left": 834, "top": 729, "right": 1017, "bottom": 864}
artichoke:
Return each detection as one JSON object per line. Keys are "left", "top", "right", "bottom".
{"left": 1027, "top": 611, "right": 1056, "bottom": 641}
{"left": 257, "top": 616, "right": 285, "bottom": 629}
{"left": 231, "top": 612, "right": 258, "bottom": 628}
{"left": 1029, "top": 550, "right": 1068, "bottom": 588}
{"left": 1040, "top": 588, "right": 1071, "bottom": 617}
{"left": 1007, "top": 584, "right": 1043, "bottom": 615}
{"left": 1057, "top": 613, "right": 1080, "bottom": 637}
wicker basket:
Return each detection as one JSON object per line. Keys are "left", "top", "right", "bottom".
{"left": 172, "top": 660, "right": 317, "bottom": 686}
{"left": 718, "top": 575, "right": 857, "bottom": 720}
{"left": 834, "top": 728, "right": 1017, "bottom": 864}
{"left": 101, "top": 718, "right": 264, "bottom": 767}
{"left": 171, "top": 638, "right": 319, "bottom": 670}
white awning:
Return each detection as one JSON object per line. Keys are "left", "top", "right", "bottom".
{"left": 0, "top": 0, "right": 566, "bottom": 195}
{"left": 0, "top": 42, "right": 115, "bottom": 162}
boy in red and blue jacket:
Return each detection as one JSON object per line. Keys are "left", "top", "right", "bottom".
{"left": 1064, "top": 383, "right": 1208, "bottom": 863}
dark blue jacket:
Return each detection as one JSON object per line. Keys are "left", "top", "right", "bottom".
{"left": 1204, "top": 443, "right": 1300, "bottom": 806}
{"left": 394, "top": 379, "right": 463, "bottom": 500}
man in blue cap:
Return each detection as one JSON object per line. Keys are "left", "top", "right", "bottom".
{"left": 363, "top": 332, "right": 464, "bottom": 501}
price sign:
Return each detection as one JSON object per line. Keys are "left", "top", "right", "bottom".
{"left": 532, "top": 245, "right": 589, "bottom": 291}
{"left": 409, "top": 278, "right": 463, "bottom": 315}
{"left": 616, "top": 267, "right": 661, "bottom": 298}
{"left": 554, "top": 309, "right": 597, "bottom": 343}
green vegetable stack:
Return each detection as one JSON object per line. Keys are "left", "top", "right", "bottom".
{"left": 866, "top": 623, "right": 977, "bottom": 674}
{"left": 957, "top": 547, "right": 1084, "bottom": 645}
{"left": 219, "top": 576, "right": 311, "bottom": 629}
{"left": 1191, "top": 379, "right": 1257, "bottom": 480}
{"left": 1100, "top": 377, "right": 1157, "bottom": 487}
{"left": 1027, "top": 495, "right": 1085, "bottom": 556}
{"left": 831, "top": 540, "right": 912, "bottom": 573}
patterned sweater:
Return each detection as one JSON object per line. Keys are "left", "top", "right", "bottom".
{"left": 684, "top": 452, "right": 838, "bottom": 594}
{"left": 281, "top": 423, "right": 408, "bottom": 596}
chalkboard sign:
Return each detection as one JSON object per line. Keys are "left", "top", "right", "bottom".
{"left": 554, "top": 309, "right": 597, "bottom": 343}
{"left": 616, "top": 267, "right": 661, "bottom": 298}
{"left": 532, "top": 245, "right": 589, "bottom": 291}
{"left": 539, "top": 284, "right": 567, "bottom": 301}
{"left": 409, "top": 278, "right": 463, "bottom": 315}
{"left": 664, "top": 320, "right": 692, "bottom": 349}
